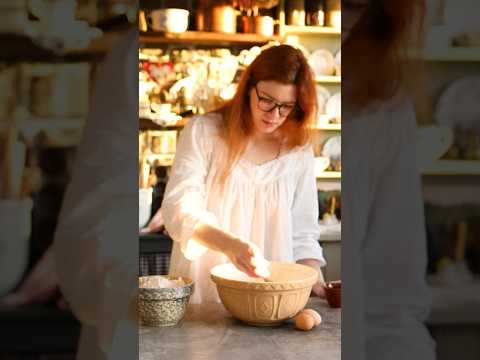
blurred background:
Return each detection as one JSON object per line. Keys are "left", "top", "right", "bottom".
{"left": 413, "top": 1, "right": 480, "bottom": 359}
{"left": 0, "top": 0, "right": 479, "bottom": 359}
{"left": 0, "top": 0, "right": 136, "bottom": 358}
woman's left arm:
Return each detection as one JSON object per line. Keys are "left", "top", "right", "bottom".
{"left": 292, "top": 147, "right": 327, "bottom": 297}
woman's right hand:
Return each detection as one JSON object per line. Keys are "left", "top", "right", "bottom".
{"left": 225, "top": 238, "right": 270, "bottom": 279}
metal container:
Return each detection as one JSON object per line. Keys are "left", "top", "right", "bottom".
{"left": 286, "top": 0, "right": 305, "bottom": 26}
{"left": 211, "top": 5, "right": 237, "bottom": 33}
{"left": 138, "top": 276, "right": 194, "bottom": 327}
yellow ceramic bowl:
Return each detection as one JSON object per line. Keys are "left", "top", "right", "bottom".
{"left": 211, "top": 262, "right": 318, "bottom": 326}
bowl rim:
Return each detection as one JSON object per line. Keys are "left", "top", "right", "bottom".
{"left": 210, "top": 262, "right": 318, "bottom": 291}
{"left": 139, "top": 275, "right": 193, "bottom": 289}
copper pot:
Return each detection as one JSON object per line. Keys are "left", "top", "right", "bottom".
{"left": 254, "top": 15, "right": 274, "bottom": 36}
{"left": 211, "top": 5, "right": 237, "bottom": 34}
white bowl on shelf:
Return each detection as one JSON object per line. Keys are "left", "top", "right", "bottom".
{"left": 139, "top": 188, "right": 153, "bottom": 229}
{"left": 150, "top": 8, "right": 189, "bottom": 33}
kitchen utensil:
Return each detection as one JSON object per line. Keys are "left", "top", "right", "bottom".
{"left": 138, "top": 275, "right": 194, "bottom": 327}
{"left": 0, "top": 198, "right": 32, "bottom": 296}
{"left": 150, "top": 8, "right": 190, "bottom": 33}
{"left": 210, "top": 261, "right": 318, "bottom": 326}
{"left": 308, "top": 49, "right": 336, "bottom": 76}
{"left": 435, "top": 76, "right": 480, "bottom": 131}
{"left": 324, "top": 280, "right": 341, "bottom": 308}
{"left": 211, "top": 5, "right": 237, "bottom": 34}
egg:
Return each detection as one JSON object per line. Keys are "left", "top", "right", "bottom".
{"left": 294, "top": 312, "right": 315, "bottom": 331}
{"left": 301, "top": 309, "right": 322, "bottom": 327}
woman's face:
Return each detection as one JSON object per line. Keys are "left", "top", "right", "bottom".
{"left": 342, "top": 0, "right": 370, "bottom": 43}
{"left": 249, "top": 80, "right": 297, "bottom": 138}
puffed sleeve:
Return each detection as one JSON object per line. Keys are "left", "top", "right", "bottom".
{"left": 161, "top": 116, "right": 219, "bottom": 260}
{"left": 291, "top": 146, "right": 326, "bottom": 266}
{"left": 364, "top": 103, "right": 435, "bottom": 359}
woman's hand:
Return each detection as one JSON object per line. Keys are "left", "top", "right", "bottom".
{"left": 311, "top": 281, "right": 326, "bottom": 298}
{"left": 140, "top": 208, "right": 165, "bottom": 235}
{"left": 225, "top": 238, "right": 270, "bottom": 278}
{"left": 0, "top": 247, "right": 69, "bottom": 310}
{"left": 296, "top": 258, "right": 327, "bottom": 298}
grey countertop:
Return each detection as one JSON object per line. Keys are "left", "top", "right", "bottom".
{"left": 140, "top": 297, "right": 341, "bottom": 360}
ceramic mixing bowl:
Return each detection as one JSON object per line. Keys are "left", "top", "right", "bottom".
{"left": 211, "top": 261, "right": 318, "bottom": 326}
{"left": 138, "top": 276, "right": 193, "bottom": 327}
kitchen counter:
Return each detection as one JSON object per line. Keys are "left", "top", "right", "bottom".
{"left": 139, "top": 297, "right": 341, "bottom": 360}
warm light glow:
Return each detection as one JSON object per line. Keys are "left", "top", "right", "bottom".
{"left": 329, "top": 11, "right": 341, "bottom": 29}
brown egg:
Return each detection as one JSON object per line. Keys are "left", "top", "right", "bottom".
{"left": 301, "top": 309, "right": 322, "bottom": 327}
{"left": 294, "top": 312, "right": 315, "bottom": 331}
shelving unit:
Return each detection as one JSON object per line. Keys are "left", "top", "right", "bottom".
{"left": 316, "top": 171, "right": 341, "bottom": 179}
{"left": 312, "top": 124, "right": 341, "bottom": 131}
{"left": 316, "top": 75, "right": 341, "bottom": 84}
{"left": 421, "top": 160, "right": 480, "bottom": 176}
{"left": 283, "top": 25, "right": 341, "bottom": 36}
{"left": 412, "top": 47, "right": 480, "bottom": 62}
{"left": 0, "top": 32, "right": 118, "bottom": 62}
{"left": 140, "top": 31, "right": 281, "bottom": 47}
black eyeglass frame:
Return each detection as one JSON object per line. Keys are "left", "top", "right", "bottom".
{"left": 254, "top": 85, "right": 297, "bottom": 117}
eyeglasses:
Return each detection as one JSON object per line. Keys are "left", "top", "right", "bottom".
{"left": 254, "top": 86, "right": 296, "bottom": 117}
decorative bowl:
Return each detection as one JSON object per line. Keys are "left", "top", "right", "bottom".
{"left": 138, "top": 276, "right": 193, "bottom": 327}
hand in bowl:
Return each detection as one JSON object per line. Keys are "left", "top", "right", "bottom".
{"left": 225, "top": 238, "right": 270, "bottom": 279}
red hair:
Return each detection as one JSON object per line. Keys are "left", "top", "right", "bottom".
{"left": 343, "top": 0, "right": 426, "bottom": 109}
{"left": 216, "top": 44, "right": 317, "bottom": 186}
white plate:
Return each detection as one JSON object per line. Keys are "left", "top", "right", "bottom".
{"left": 326, "top": 92, "right": 341, "bottom": 119}
{"left": 321, "top": 135, "right": 341, "bottom": 161}
{"left": 308, "top": 49, "right": 335, "bottom": 76}
{"left": 416, "top": 125, "right": 454, "bottom": 168}
{"left": 435, "top": 76, "right": 480, "bottom": 130}
{"left": 334, "top": 49, "right": 341, "bottom": 75}
{"left": 316, "top": 85, "right": 331, "bottom": 115}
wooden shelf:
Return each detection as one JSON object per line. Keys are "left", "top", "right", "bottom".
{"left": 316, "top": 171, "right": 341, "bottom": 179}
{"left": 140, "top": 117, "right": 188, "bottom": 131}
{"left": 139, "top": 31, "right": 282, "bottom": 46}
{"left": 0, "top": 32, "right": 118, "bottom": 62}
{"left": 316, "top": 76, "right": 341, "bottom": 84}
{"left": 312, "top": 123, "right": 341, "bottom": 131}
{"left": 421, "top": 160, "right": 480, "bottom": 176}
{"left": 411, "top": 47, "right": 480, "bottom": 62}
{"left": 284, "top": 26, "right": 341, "bottom": 36}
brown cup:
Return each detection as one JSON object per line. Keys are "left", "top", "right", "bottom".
{"left": 324, "top": 281, "right": 341, "bottom": 308}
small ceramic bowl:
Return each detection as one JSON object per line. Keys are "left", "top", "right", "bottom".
{"left": 324, "top": 280, "right": 341, "bottom": 308}
{"left": 138, "top": 276, "right": 193, "bottom": 327}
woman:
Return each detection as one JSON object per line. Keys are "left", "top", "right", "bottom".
{"left": 342, "top": 1, "right": 435, "bottom": 359}
{"left": 147, "top": 44, "right": 327, "bottom": 303}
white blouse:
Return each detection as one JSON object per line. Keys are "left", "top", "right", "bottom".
{"left": 162, "top": 113, "right": 326, "bottom": 303}
{"left": 342, "top": 98, "right": 435, "bottom": 360}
